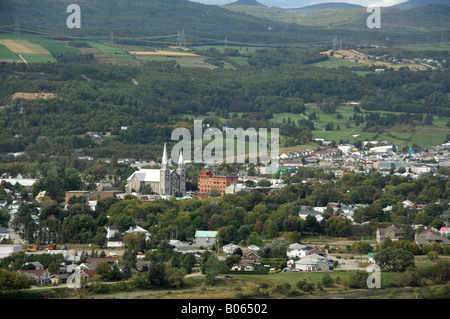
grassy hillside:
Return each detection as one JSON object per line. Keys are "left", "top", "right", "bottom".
{"left": 225, "top": 4, "right": 450, "bottom": 32}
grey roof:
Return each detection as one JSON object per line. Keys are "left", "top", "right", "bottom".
{"left": 174, "top": 246, "right": 196, "bottom": 253}
{"left": 415, "top": 230, "right": 450, "bottom": 247}
{"left": 0, "top": 227, "right": 9, "bottom": 234}
{"left": 127, "top": 169, "right": 161, "bottom": 182}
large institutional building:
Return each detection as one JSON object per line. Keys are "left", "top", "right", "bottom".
{"left": 198, "top": 170, "right": 239, "bottom": 195}
{"left": 125, "top": 143, "right": 186, "bottom": 197}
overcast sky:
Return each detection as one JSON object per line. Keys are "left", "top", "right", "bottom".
{"left": 189, "top": 0, "right": 408, "bottom": 9}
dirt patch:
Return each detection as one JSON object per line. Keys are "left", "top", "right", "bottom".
{"left": 12, "top": 92, "right": 57, "bottom": 100}
{"left": 130, "top": 50, "right": 200, "bottom": 57}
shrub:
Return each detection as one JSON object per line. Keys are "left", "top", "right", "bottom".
{"left": 301, "top": 282, "right": 315, "bottom": 293}
{"left": 321, "top": 273, "right": 334, "bottom": 287}
{"left": 348, "top": 271, "right": 369, "bottom": 289}
{"left": 272, "top": 282, "right": 291, "bottom": 294}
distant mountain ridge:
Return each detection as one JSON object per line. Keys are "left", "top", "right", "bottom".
{"left": 224, "top": 0, "right": 266, "bottom": 6}
{"left": 289, "top": 2, "right": 364, "bottom": 10}
{"left": 394, "top": 0, "right": 450, "bottom": 9}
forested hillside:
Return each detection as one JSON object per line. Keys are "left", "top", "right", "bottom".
{"left": 0, "top": 0, "right": 448, "bottom": 47}
{"left": 0, "top": 46, "right": 448, "bottom": 160}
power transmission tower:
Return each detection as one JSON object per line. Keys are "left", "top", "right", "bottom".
{"left": 176, "top": 30, "right": 186, "bottom": 48}
{"left": 332, "top": 36, "right": 338, "bottom": 51}
{"left": 14, "top": 21, "right": 20, "bottom": 39}
{"left": 224, "top": 37, "right": 227, "bottom": 47}
{"left": 110, "top": 32, "right": 114, "bottom": 45}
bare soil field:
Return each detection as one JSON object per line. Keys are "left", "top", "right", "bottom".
{"left": 130, "top": 50, "right": 200, "bottom": 57}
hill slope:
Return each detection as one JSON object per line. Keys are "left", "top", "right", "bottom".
{"left": 394, "top": 0, "right": 450, "bottom": 9}
{"left": 224, "top": 0, "right": 266, "bottom": 6}
{"left": 225, "top": 4, "right": 450, "bottom": 32}
{"left": 287, "top": 2, "right": 364, "bottom": 15}
{"left": 0, "top": 0, "right": 289, "bottom": 43}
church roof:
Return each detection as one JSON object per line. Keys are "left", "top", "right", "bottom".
{"left": 127, "top": 169, "right": 161, "bottom": 182}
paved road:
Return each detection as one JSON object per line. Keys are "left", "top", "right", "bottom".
{"left": 8, "top": 226, "right": 24, "bottom": 245}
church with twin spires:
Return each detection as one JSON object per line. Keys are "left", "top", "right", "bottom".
{"left": 125, "top": 143, "right": 186, "bottom": 197}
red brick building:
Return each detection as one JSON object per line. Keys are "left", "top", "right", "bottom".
{"left": 198, "top": 171, "right": 239, "bottom": 195}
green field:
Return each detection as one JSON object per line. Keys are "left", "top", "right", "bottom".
{"left": 193, "top": 45, "right": 262, "bottom": 54}
{"left": 228, "top": 56, "right": 249, "bottom": 67}
{"left": 400, "top": 45, "right": 450, "bottom": 51}
{"left": 0, "top": 34, "right": 80, "bottom": 54}
{"left": 0, "top": 43, "right": 21, "bottom": 61}
{"left": 88, "top": 42, "right": 134, "bottom": 59}
{"left": 232, "top": 269, "right": 402, "bottom": 288}
{"left": 312, "top": 57, "right": 361, "bottom": 69}
{"left": 21, "top": 54, "right": 56, "bottom": 63}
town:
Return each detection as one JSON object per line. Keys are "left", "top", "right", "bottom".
{"left": 0, "top": 136, "right": 449, "bottom": 299}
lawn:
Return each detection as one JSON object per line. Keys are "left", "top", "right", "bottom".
{"left": 232, "top": 269, "right": 402, "bottom": 289}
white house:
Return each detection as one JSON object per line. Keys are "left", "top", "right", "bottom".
{"left": 169, "top": 240, "right": 183, "bottom": 247}
{"left": 295, "top": 256, "right": 319, "bottom": 271}
{"left": 0, "top": 227, "right": 10, "bottom": 242}
{"left": 247, "top": 245, "right": 260, "bottom": 251}
{"left": 125, "top": 226, "right": 151, "bottom": 241}
{"left": 286, "top": 243, "right": 312, "bottom": 259}
{"left": 107, "top": 238, "right": 123, "bottom": 248}
{"left": 298, "top": 210, "right": 323, "bottom": 222}
{"left": 222, "top": 243, "right": 240, "bottom": 255}
{"left": 294, "top": 255, "right": 332, "bottom": 271}
{"left": 105, "top": 226, "right": 120, "bottom": 239}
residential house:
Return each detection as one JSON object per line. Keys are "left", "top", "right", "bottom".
{"left": 24, "top": 261, "right": 44, "bottom": 270}
{"left": 376, "top": 225, "right": 405, "bottom": 243}
{"left": 439, "top": 227, "right": 450, "bottom": 237}
{"left": 0, "top": 200, "right": 7, "bottom": 209}
{"left": 222, "top": 243, "right": 240, "bottom": 255}
{"left": 306, "top": 248, "right": 328, "bottom": 258}
{"left": 247, "top": 245, "right": 260, "bottom": 252}
{"left": 194, "top": 230, "right": 218, "bottom": 247}
{"left": 232, "top": 250, "right": 262, "bottom": 271}
{"left": 415, "top": 229, "right": 450, "bottom": 248}
{"left": 294, "top": 253, "right": 332, "bottom": 272}
{"left": 125, "top": 226, "right": 151, "bottom": 241}
{"left": 0, "top": 227, "right": 9, "bottom": 241}
{"left": 107, "top": 238, "right": 123, "bottom": 248}
{"left": 298, "top": 210, "right": 323, "bottom": 222}
{"left": 105, "top": 226, "right": 120, "bottom": 239}
{"left": 80, "top": 269, "right": 96, "bottom": 278}
{"left": 23, "top": 269, "right": 51, "bottom": 285}
{"left": 286, "top": 243, "right": 312, "bottom": 259}
{"left": 173, "top": 245, "right": 195, "bottom": 254}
